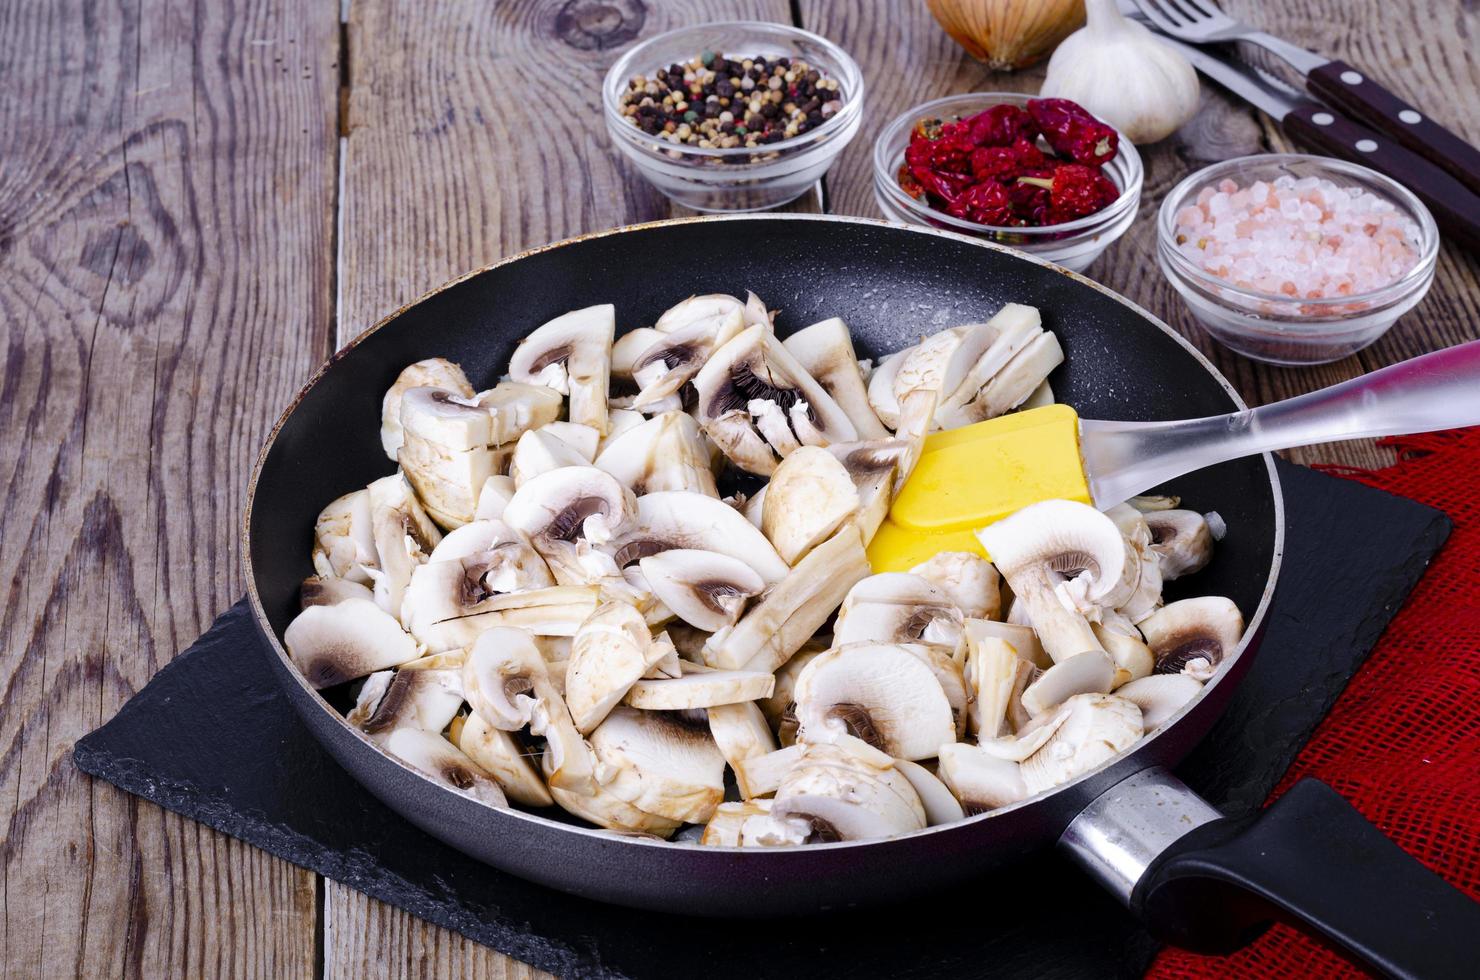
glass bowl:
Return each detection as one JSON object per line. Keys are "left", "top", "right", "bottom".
{"left": 602, "top": 22, "right": 863, "bottom": 213}
{"left": 872, "top": 92, "right": 1143, "bottom": 273}
{"left": 1157, "top": 154, "right": 1439, "bottom": 365}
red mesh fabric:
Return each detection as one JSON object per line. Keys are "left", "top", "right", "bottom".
{"left": 1148, "top": 428, "right": 1480, "bottom": 980}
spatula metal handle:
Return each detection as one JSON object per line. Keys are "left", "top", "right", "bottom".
{"left": 1081, "top": 339, "right": 1480, "bottom": 505}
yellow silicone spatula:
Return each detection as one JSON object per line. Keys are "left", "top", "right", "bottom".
{"left": 866, "top": 339, "right": 1480, "bottom": 572}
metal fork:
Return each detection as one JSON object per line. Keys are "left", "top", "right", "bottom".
{"left": 1127, "top": 0, "right": 1325, "bottom": 74}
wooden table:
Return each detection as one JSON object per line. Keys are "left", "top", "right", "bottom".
{"left": 4, "top": 0, "right": 1477, "bottom": 975}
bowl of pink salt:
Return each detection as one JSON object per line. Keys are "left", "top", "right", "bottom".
{"left": 1157, "top": 154, "right": 1438, "bottom": 365}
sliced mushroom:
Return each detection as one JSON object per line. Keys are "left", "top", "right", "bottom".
{"left": 507, "top": 304, "right": 615, "bottom": 433}
{"left": 598, "top": 408, "right": 647, "bottom": 454}
{"left": 1114, "top": 673, "right": 1204, "bottom": 731}
{"left": 284, "top": 597, "right": 421, "bottom": 689}
{"left": 630, "top": 310, "right": 746, "bottom": 409}
{"left": 964, "top": 618, "right": 1051, "bottom": 670}
{"left": 892, "top": 758, "right": 966, "bottom": 825}
{"left": 607, "top": 490, "right": 789, "bottom": 585}
{"left": 461, "top": 626, "right": 560, "bottom": 730}
{"left": 833, "top": 573, "right": 964, "bottom": 656}
{"left": 692, "top": 324, "right": 858, "bottom": 475}
{"left": 965, "top": 632, "right": 1034, "bottom": 739}
{"left": 704, "top": 526, "right": 870, "bottom": 672}
{"left": 759, "top": 641, "right": 826, "bottom": 743}
{"left": 891, "top": 323, "right": 996, "bottom": 438}
{"left": 398, "top": 445, "right": 495, "bottom": 532}
{"left": 381, "top": 358, "right": 474, "bottom": 460}
{"left": 761, "top": 446, "right": 861, "bottom": 565}
{"left": 406, "top": 583, "right": 600, "bottom": 653}
{"left": 548, "top": 781, "right": 680, "bottom": 837}
{"left": 793, "top": 641, "right": 956, "bottom": 761}
{"left": 588, "top": 706, "right": 727, "bottom": 824}
{"left": 382, "top": 729, "right": 508, "bottom": 808}
{"left": 976, "top": 702, "right": 1074, "bottom": 761}
{"left": 1021, "top": 380, "right": 1055, "bottom": 410}
{"left": 312, "top": 489, "right": 377, "bottom": 584}
{"left": 975, "top": 500, "right": 1129, "bottom": 664}
{"left": 781, "top": 317, "right": 891, "bottom": 439}
{"left": 301, "top": 575, "right": 375, "bottom": 609}
{"left": 1092, "top": 622, "right": 1155, "bottom": 689}
{"left": 654, "top": 293, "right": 748, "bottom": 333}
{"left": 611, "top": 327, "right": 663, "bottom": 408}
{"left": 968, "top": 332, "right": 1065, "bottom": 421}
{"left": 359, "top": 668, "right": 464, "bottom": 740}
{"left": 508, "top": 428, "right": 588, "bottom": 488}
{"left": 427, "top": 518, "right": 514, "bottom": 563}
{"left": 707, "top": 701, "right": 779, "bottom": 798}
{"left": 396, "top": 649, "right": 469, "bottom": 671}
{"left": 637, "top": 549, "right": 764, "bottom": 633}
{"left": 733, "top": 743, "right": 806, "bottom": 799}
{"left": 365, "top": 473, "right": 443, "bottom": 620}
{"left": 345, "top": 670, "right": 394, "bottom": 728}
{"left": 401, "top": 543, "right": 559, "bottom": 652}
{"left": 932, "top": 305, "right": 1045, "bottom": 428}
{"left": 544, "top": 421, "right": 602, "bottom": 460}
{"left": 865, "top": 348, "right": 909, "bottom": 430}
{"left": 898, "top": 642, "right": 971, "bottom": 739}
{"left": 565, "top": 601, "right": 668, "bottom": 733}
{"left": 1019, "top": 650, "right": 1116, "bottom": 716}
{"left": 1019, "top": 693, "right": 1143, "bottom": 794}
{"left": 624, "top": 667, "right": 774, "bottom": 710}
{"left": 593, "top": 411, "right": 718, "bottom": 497}
{"left": 935, "top": 742, "right": 1028, "bottom": 814}
{"left": 473, "top": 381, "right": 565, "bottom": 445}
{"left": 757, "top": 737, "right": 926, "bottom": 844}
{"left": 473, "top": 475, "right": 517, "bottom": 521}
{"left": 701, "top": 799, "right": 773, "bottom": 846}
{"left": 452, "top": 711, "right": 554, "bottom": 807}
{"left": 1139, "top": 596, "right": 1244, "bottom": 676}
{"left": 910, "top": 551, "right": 1001, "bottom": 621}
{"left": 502, "top": 466, "right": 637, "bottom": 585}
{"left": 1144, "top": 510, "right": 1215, "bottom": 579}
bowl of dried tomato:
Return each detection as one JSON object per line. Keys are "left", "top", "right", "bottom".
{"left": 873, "top": 93, "right": 1143, "bottom": 273}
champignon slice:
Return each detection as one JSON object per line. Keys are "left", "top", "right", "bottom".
{"left": 565, "top": 601, "right": 668, "bottom": 733}
{"left": 301, "top": 575, "right": 375, "bottom": 609}
{"left": 507, "top": 304, "right": 615, "bottom": 433}
{"left": 898, "top": 642, "right": 970, "bottom": 739}
{"left": 965, "top": 633, "right": 1033, "bottom": 739}
{"left": 910, "top": 551, "right": 1002, "bottom": 621}
{"left": 607, "top": 490, "right": 789, "bottom": 585}
{"left": 1019, "top": 650, "right": 1116, "bottom": 716}
{"left": 452, "top": 711, "right": 555, "bottom": 807}
{"left": 693, "top": 324, "right": 858, "bottom": 476}
{"left": 284, "top": 598, "right": 421, "bottom": 689}
{"left": 428, "top": 518, "right": 516, "bottom": 563}
{"left": 704, "top": 526, "right": 870, "bottom": 673}
{"left": 312, "top": 489, "right": 377, "bottom": 584}
{"left": 781, "top": 317, "right": 891, "bottom": 439}
{"left": 472, "top": 381, "right": 565, "bottom": 445}
{"left": 964, "top": 618, "right": 1051, "bottom": 670}
{"left": 1114, "top": 673, "right": 1204, "bottom": 731}
{"left": 611, "top": 327, "right": 663, "bottom": 408}
{"left": 473, "top": 476, "right": 517, "bottom": 521}
{"left": 397, "top": 427, "right": 496, "bottom": 532}
{"left": 701, "top": 799, "right": 774, "bottom": 846}
{"left": 1093, "top": 622, "right": 1155, "bottom": 689}
{"left": 756, "top": 738, "right": 926, "bottom": 844}
{"left": 935, "top": 743, "right": 1028, "bottom": 814}
{"left": 630, "top": 312, "right": 746, "bottom": 409}
{"left": 508, "top": 428, "right": 588, "bottom": 488}
{"left": 1139, "top": 596, "right": 1244, "bottom": 676}
{"left": 598, "top": 409, "right": 648, "bottom": 456}
{"left": 588, "top": 706, "right": 727, "bottom": 824}
{"left": 1145, "top": 510, "right": 1215, "bottom": 579}
{"left": 1019, "top": 693, "right": 1143, "bottom": 794}
{"left": 866, "top": 348, "right": 910, "bottom": 430}
{"left": 623, "top": 668, "right": 775, "bottom": 710}
{"left": 891, "top": 323, "right": 996, "bottom": 439}
{"left": 364, "top": 474, "right": 443, "bottom": 620}
{"left": 359, "top": 668, "right": 464, "bottom": 740}
{"left": 707, "top": 701, "right": 779, "bottom": 797}
{"left": 934, "top": 304, "right": 1044, "bottom": 428}
{"left": 395, "top": 649, "right": 469, "bottom": 671}
{"left": 382, "top": 729, "right": 508, "bottom": 808}
{"left": 502, "top": 466, "right": 638, "bottom": 584}
{"left": 637, "top": 549, "right": 765, "bottom": 632}
{"left": 594, "top": 411, "right": 718, "bottom": 497}
{"left": 733, "top": 744, "right": 806, "bottom": 798}
{"left": 980, "top": 330, "right": 1062, "bottom": 417}
{"left": 401, "top": 545, "right": 559, "bottom": 651}
{"left": 345, "top": 670, "right": 394, "bottom": 729}
{"left": 892, "top": 759, "right": 966, "bottom": 825}
{"left": 977, "top": 702, "right": 1075, "bottom": 761}
{"left": 792, "top": 642, "right": 956, "bottom": 761}
{"left": 461, "top": 626, "right": 559, "bottom": 730}
{"left": 761, "top": 446, "right": 861, "bottom": 565}
{"left": 975, "top": 500, "right": 1129, "bottom": 664}
{"left": 825, "top": 438, "right": 909, "bottom": 543}
{"left": 381, "top": 358, "right": 474, "bottom": 460}
{"left": 758, "top": 642, "right": 826, "bottom": 743}
{"left": 549, "top": 781, "right": 681, "bottom": 837}
{"left": 408, "top": 583, "right": 600, "bottom": 653}
{"left": 833, "top": 573, "right": 965, "bottom": 657}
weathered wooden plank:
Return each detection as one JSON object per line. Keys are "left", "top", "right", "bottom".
{"left": 0, "top": 0, "right": 338, "bottom": 974}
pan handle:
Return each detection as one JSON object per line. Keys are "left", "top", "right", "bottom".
{"left": 1059, "top": 768, "right": 1480, "bottom": 977}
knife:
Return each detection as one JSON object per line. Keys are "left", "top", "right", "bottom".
{"left": 1155, "top": 34, "right": 1480, "bottom": 255}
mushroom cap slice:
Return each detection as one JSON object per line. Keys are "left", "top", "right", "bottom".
{"left": 965, "top": 618, "right": 1051, "bottom": 669}
{"left": 1145, "top": 509, "right": 1215, "bottom": 579}
{"left": 427, "top": 518, "right": 518, "bottom": 563}
{"left": 701, "top": 799, "right": 774, "bottom": 847}
{"left": 623, "top": 668, "right": 775, "bottom": 710}
{"left": 781, "top": 317, "right": 891, "bottom": 439}
{"left": 707, "top": 701, "right": 779, "bottom": 798}
{"left": 893, "top": 758, "right": 967, "bottom": 825}
{"left": 1093, "top": 622, "right": 1155, "bottom": 689}
{"left": 474, "top": 475, "right": 517, "bottom": 521}
{"left": 593, "top": 411, "right": 718, "bottom": 497}
{"left": 793, "top": 642, "right": 956, "bottom": 761}
{"left": 834, "top": 572, "right": 965, "bottom": 655}
{"left": 345, "top": 670, "right": 395, "bottom": 729}
{"left": 758, "top": 642, "right": 826, "bottom": 740}
{"left": 397, "top": 435, "right": 494, "bottom": 531}
{"left": 503, "top": 466, "right": 638, "bottom": 583}
{"left": 588, "top": 706, "right": 727, "bottom": 824}
{"left": 945, "top": 327, "right": 1064, "bottom": 426}
{"left": 366, "top": 473, "right": 443, "bottom": 621}
{"left": 507, "top": 304, "right": 615, "bottom": 433}
{"left": 608, "top": 490, "right": 789, "bottom": 585}
{"left": 936, "top": 742, "right": 1028, "bottom": 814}
{"left": 638, "top": 549, "right": 764, "bottom": 632}
{"left": 382, "top": 729, "right": 508, "bottom": 808}
{"left": 891, "top": 323, "right": 996, "bottom": 438}
{"left": 933, "top": 304, "right": 1043, "bottom": 428}
{"left": 400, "top": 544, "right": 557, "bottom": 651}
{"left": 910, "top": 551, "right": 1001, "bottom": 621}
{"left": 865, "top": 348, "right": 909, "bottom": 430}
{"left": 312, "top": 489, "right": 377, "bottom": 584}
{"left": 1139, "top": 596, "right": 1244, "bottom": 676}
{"left": 301, "top": 575, "right": 375, "bottom": 609}
{"left": 400, "top": 386, "right": 493, "bottom": 451}
{"left": 473, "top": 381, "right": 565, "bottom": 446}
{"left": 508, "top": 428, "right": 589, "bottom": 488}
{"left": 381, "top": 358, "right": 474, "bottom": 460}
{"left": 1020, "top": 650, "right": 1116, "bottom": 716}
{"left": 612, "top": 327, "right": 663, "bottom": 383}
{"left": 654, "top": 293, "right": 746, "bottom": 333}
{"left": 705, "top": 526, "right": 870, "bottom": 673}
{"left": 761, "top": 446, "right": 861, "bottom": 565}
{"left": 965, "top": 633, "right": 1033, "bottom": 739}
{"left": 284, "top": 598, "right": 421, "bottom": 689}
{"left": 733, "top": 744, "right": 806, "bottom": 799}
{"left": 539, "top": 421, "right": 600, "bottom": 461}
{"left": 977, "top": 702, "right": 1074, "bottom": 762}
{"left": 631, "top": 313, "right": 745, "bottom": 409}
{"left": 1019, "top": 693, "right": 1144, "bottom": 795}
{"left": 462, "top": 626, "right": 560, "bottom": 730}
{"left": 452, "top": 711, "right": 555, "bottom": 808}
{"left": 408, "top": 584, "right": 601, "bottom": 653}
{"left": 825, "top": 438, "right": 908, "bottom": 543}
{"left": 760, "top": 738, "right": 927, "bottom": 844}
{"left": 1114, "top": 673, "right": 1204, "bottom": 731}
{"left": 565, "top": 601, "right": 667, "bottom": 733}
{"left": 358, "top": 667, "right": 464, "bottom": 741}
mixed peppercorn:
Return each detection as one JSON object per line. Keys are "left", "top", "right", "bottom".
{"left": 898, "top": 98, "right": 1122, "bottom": 227}
{"left": 618, "top": 51, "right": 844, "bottom": 151}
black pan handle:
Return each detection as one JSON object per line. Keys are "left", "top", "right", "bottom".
{"left": 1132, "top": 777, "right": 1480, "bottom": 978}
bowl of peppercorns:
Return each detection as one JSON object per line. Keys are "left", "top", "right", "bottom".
{"left": 873, "top": 93, "right": 1143, "bottom": 273}
{"left": 603, "top": 22, "right": 863, "bottom": 212}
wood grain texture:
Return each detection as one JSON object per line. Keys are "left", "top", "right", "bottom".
{"left": 0, "top": 0, "right": 338, "bottom": 975}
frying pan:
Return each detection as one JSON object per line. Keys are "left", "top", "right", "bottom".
{"left": 245, "top": 215, "right": 1480, "bottom": 975}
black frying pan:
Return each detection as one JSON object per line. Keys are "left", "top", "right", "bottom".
{"left": 245, "top": 216, "right": 1480, "bottom": 976}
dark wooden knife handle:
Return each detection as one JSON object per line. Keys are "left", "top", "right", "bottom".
{"left": 1284, "top": 101, "right": 1480, "bottom": 255}
{"left": 1307, "top": 59, "right": 1480, "bottom": 197}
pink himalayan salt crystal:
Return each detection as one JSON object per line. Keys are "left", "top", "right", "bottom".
{"left": 1173, "top": 175, "right": 1420, "bottom": 306}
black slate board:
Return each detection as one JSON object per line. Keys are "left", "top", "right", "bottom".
{"left": 74, "top": 461, "right": 1450, "bottom": 980}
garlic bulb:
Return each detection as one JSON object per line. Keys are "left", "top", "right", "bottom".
{"left": 1039, "top": 0, "right": 1200, "bottom": 143}
{"left": 925, "top": 0, "right": 1086, "bottom": 71}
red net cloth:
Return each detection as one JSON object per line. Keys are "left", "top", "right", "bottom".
{"left": 1147, "top": 429, "right": 1480, "bottom": 980}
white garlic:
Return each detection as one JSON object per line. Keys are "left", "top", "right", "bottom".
{"left": 1039, "top": 0, "right": 1200, "bottom": 144}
